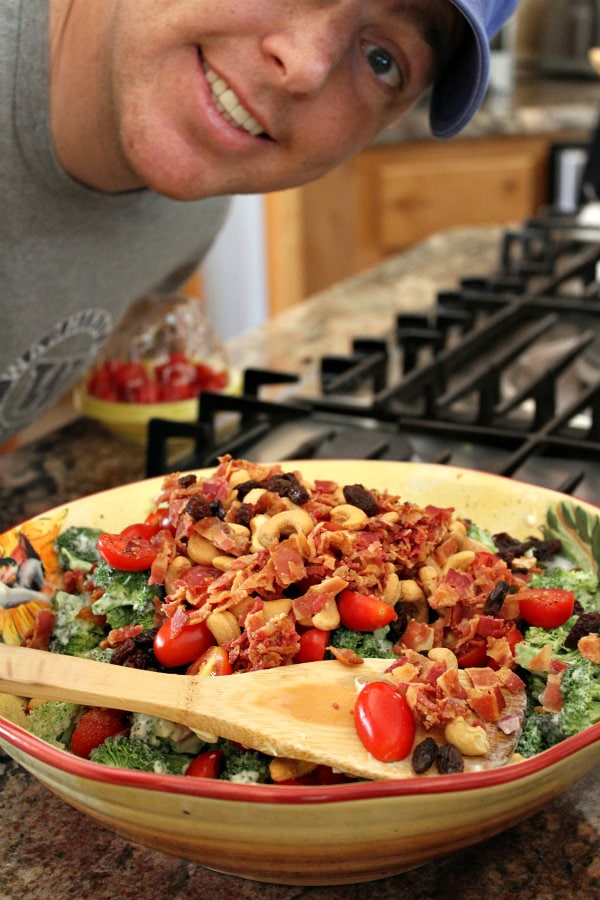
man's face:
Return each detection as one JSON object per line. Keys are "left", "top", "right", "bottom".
{"left": 91, "top": 0, "right": 463, "bottom": 199}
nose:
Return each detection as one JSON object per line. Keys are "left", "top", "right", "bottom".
{"left": 261, "top": 7, "right": 351, "bottom": 96}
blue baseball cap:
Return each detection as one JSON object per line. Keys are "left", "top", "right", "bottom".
{"left": 430, "top": 0, "right": 520, "bottom": 139}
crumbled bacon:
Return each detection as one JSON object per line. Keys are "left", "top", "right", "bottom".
{"left": 22, "top": 608, "right": 56, "bottom": 650}
{"left": 327, "top": 646, "right": 364, "bottom": 666}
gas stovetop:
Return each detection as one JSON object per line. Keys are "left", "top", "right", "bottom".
{"left": 146, "top": 210, "right": 600, "bottom": 505}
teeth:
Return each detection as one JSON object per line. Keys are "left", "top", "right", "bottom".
{"left": 203, "top": 61, "right": 264, "bottom": 136}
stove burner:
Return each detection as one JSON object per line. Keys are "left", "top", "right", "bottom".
{"left": 146, "top": 208, "right": 600, "bottom": 504}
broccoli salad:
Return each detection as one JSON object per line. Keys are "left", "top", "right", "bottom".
{"left": 6, "top": 456, "right": 600, "bottom": 784}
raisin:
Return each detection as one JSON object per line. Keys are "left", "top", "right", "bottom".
{"left": 483, "top": 580, "right": 509, "bottom": 616}
{"left": 110, "top": 629, "right": 161, "bottom": 670}
{"left": 436, "top": 743, "right": 464, "bottom": 774}
{"left": 564, "top": 612, "right": 600, "bottom": 649}
{"left": 264, "top": 473, "right": 309, "bottom": 505}
{"left": 342, "top": 484, "right": 378, "bottom": 517}
{"left": 178, "top": 474, "right": 197, "bottom": 488}
{"left": 236, "top": 502, "right": 253, "bottom": 528}
{"left": 412, "top": 737, "right": 438, "bottom": 774}
{"left": 185, "top": 495, "right": 212, "bottom": 521}
{"left": 235, "top": 479, "right": 261, "bottom": 500}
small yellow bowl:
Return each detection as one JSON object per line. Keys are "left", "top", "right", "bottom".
{"left": 73, "top": 370, "right": 242, "bottom": 445}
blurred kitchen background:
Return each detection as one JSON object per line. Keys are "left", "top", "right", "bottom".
{"left": 200, "top": 0, "right": 600, "bottom": 339}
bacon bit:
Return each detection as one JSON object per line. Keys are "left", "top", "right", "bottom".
{"left": 466, "top": 684, "right": 506, "bottom": 722}
{"left": 437, "top": 667, "right": 467, "bottom": 700}
{"left": 497, "top": 712, "right": 522, "bottom": 735}
{"left": 270, "top": 543, "right": 307, "bottom": 588}
{"left": 75, "top": 604, "right": 107, "bottom": 628}
{"left": 578, "top": 633, "right": 600, "bottom": 663}
{"left": 21, "top": 608, "right": 56, "bottom": 650}
{"left": 465, "top": 667, "right": 499, "bottom": 689}
{"left": 400, "top": 619, "right": 435, "bottom": 652}
{"left": 527, "top": 643, "right": 553, "bottom": 672}
{"left": 428, "top": 581, "right": 461, "bottom": 609}
{"left": 63, "top": 569, "right": 87, "bottom": 595}
{"left": 103, "top": 623, "right": 143, "bottom": 648}
{"left": 433, "top": 535, "right": 460, "bottom": 567}
{"left": 149, "top": 530, "right": 177, "bottom": 586}
{"left": 497, "top": 667, "right": 526, "bottom": 694}
{"left": 327, "top": 646, "right": 364, "bottom": 666}
{"left": 485, "top": 635, "right": 514, "bottom": 669}
{"left": 387, "top": 661, "right": 420, "bottom": 683}
{"left": 540, "top": 672, "right": 563, "bottom": 713}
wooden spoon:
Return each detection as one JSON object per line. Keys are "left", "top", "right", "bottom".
{"left": 0, "top": 645, "right": 525, "bottom": 781}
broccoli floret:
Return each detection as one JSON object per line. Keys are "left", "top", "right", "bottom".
{"left": 89, "top": 734, "right": 192, "bottom": 774}
{"left": 559, "top": 657, "right": 600, "bottom": 738}
{"left": 327, "top": 625, "right": 396, "bottom": 659}
{"left": 56, "top": 526, "right": 102, "bottom": 573}
{"left": 49, "top": 590, "right": 105, "bottom": 657}
{"left": 528, "top": 566, "right": 599, "bottom": 613}
{"left": 514, "top": 618, "right": 582, "bottom": 670}
{"left": 515, "top": 708, "right": 563, "bottom": 758}
{"left": 104, "top": 597, "right": 156, "bottom": 632}
{"left": 91, "top": 561, "right": 162, "bottom": 625}
{"left": 129, "top": 713, "right": 204, "bottom": 756}
{"left": 27, "top": 700, "right": 80, "bottom": 748}
{"left": 219, "top": 740, "right": 270, "bottom": 783}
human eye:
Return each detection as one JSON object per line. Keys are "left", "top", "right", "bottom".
{"left": 363, "top": 43, "right": 402, "bottom": 88}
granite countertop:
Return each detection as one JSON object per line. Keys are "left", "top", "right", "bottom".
{"left": 378, "top": 70, "right": 600, "bottom": 144}
{"left": 0, "top": 226, "right": 598, "bottom": 898}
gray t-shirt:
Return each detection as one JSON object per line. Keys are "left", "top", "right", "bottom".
{"left": 0, "top": 0, "right": 230, "bottom": 441}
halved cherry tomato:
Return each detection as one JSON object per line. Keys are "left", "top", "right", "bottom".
{"left": 518, "top": 587, "right": 575, "bottom": 629}
{"left": 294, "top": 628, "right": 330, "bottom": 664}
{"left": 153, "top": 618, "right": 215, "bottom": 668}
{"left": 354, "top": 681, "right": 416, "bottom": 762}
{"left": 70, "top": 707, "right": 128, "bottom": 759}
{"left": 337, "top": 589, "right": 397, "bottom": 632}
{"left": 456, "top": 637, "right": 488, "bottom": 668}
{"left": 120, "top": 521, "right": 160, "bottom": 541}
{"left": 187, "top": 645, "right": 233, "bottom": 676}
{"left": 185, "top": 748, "right": 223, "bottom": 778}
{"left": 97, "top": 532, "right": 158, "bottom": 571}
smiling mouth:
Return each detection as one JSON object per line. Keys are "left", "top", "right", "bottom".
{"left": 201, "top": 57, "right": 268, "bottom": 138}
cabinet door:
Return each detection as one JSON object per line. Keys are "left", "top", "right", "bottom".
{"left": 370, "top": 137, "right": 551, "bottom": 252}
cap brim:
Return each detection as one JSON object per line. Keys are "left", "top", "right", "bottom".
{"left": 429, "top": 1, "right": 490, "bottom": 140}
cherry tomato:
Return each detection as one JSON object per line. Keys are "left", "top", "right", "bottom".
{"left": 70, "top": 707, "right": 128, "bottom": 759}
{"left": 456, "top": 637, "right": 488, "bottom": 668}
{"left": 518, "top": 587, "right": 575, "bottom": 629}
{"left": 120, "top": 521, "right": 160, "bottom": 541}
{"left": 337, "top": 589, "right": 397, "bottom": 632}
{"left": 187, "top": 645, "right": 233, "bottom": 676}
{"left": 185, "top": 748, "right": 223, "bottom": 779}
{"left": 294, "top": 628, "right": 330, "bottom": 664}
{"left": 97, "top": 532, "right": 158, "bottom": 571}
{"left": 354, "top": 681, "right": 416, "bottom": 762}
{"left": 153, "top": 619, "right": 215, "bottom": 668}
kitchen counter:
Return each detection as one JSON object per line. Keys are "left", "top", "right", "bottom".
{"left": 0, "top": 227, "right": 599, "bottom": 899}
{"left": 378, "top": 71, "right": 600, "bottom": 144}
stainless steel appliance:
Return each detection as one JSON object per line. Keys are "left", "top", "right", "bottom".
{"left": 145, "top": 204, "right": 600, "bottom": 506}
{"left": 538, "top": 0, "right": 600, "bottom": 77}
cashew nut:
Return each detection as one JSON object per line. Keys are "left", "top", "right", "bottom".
{"left": 228, "top": 468, "right": 252, "bottom": 487}
{"left": 206, "top": 610, "right": 241, "bottom": 645}
{"left": 398, "top": 578, "right": 425, "bottom": 604}
{"left": 242, "top": 487, "right": 267, "bottom": 505}
{"left": 210, "top": 555, "right": 235, "bottom": 572}
{"left": 312, "top": 595, "right": 341, "bottom": 630}
{"left": 381, "top": 572, "right": 402, "bottom": 606}
{"left": 255, "top": 507, "right": 314, "bottom": 548}
{"left": 379, "top": 511, "right": 400, "bottom": 524}
{"left": 418, "top": 565, "right": 440, "bottom": 596}
{"left": 269, "top": 757, "right": 316, "bottom": 783}
{"left": 427, "top": 647, "right": 459, "bottom": 670}
{"left": 164, "top": 555, "right": 193, "bottom": 595}
{"left": 262, "top": 598, "right": 293, "bottom": 621}
{"left": 187, "top": 533, "right": 221, "bottom": 566}
{"left": 442, "top": 550, "right": 475, "bottom": 574}
{"left": 444, "top": 717, "right": 490, "bottom": 756}
{"left": 329, "top": 504, "right": 368, "bottom": 530}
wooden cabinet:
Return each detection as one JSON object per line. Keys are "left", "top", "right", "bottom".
{"left": 265, "top": 134, "right": 560, "bottom": 315}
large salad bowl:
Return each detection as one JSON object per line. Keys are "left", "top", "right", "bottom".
{"left": 0, "top": 460, "right": 599, "bottom": 886}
